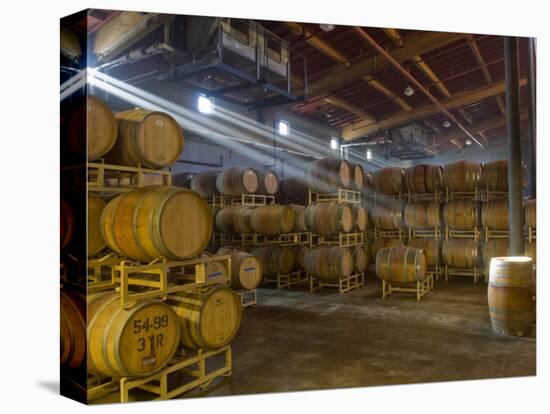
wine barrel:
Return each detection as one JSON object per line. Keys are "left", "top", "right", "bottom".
{"left": 375, "top": 246, "right": 427, "bottom": 283}
{"left": 255, "top": 169, "right": 279, "bottom": 195}
{"left": 442, "top": 239, "right": 481, "bottom": 268}
{"left": 304, "top": 246, "right": 353, "bottom": 279}
{"left": 168, "top": 284, "right": 241, "bottom": 349}
{"left": 60, "top": 290, "right": 86, "bottom": 370}
{"left": 88, "top": 292, "right": 180, "bottom": 377}
{"left": 61, "top": 199, "right": 74, "bottom": 250}
{"left": 205, "top": 260, "right": 228, "bottom": 281}
{"left": 67, "top": 95, "right": 118, "bottom": 160}
{"left": 404, "top": 164, "right": 443, "bottom": 193}
{"left": 352, "top": 163, "right": 364, "bottom": 190}
{"left": 371, "top": 200, "right": 403, "bottom": 231}
{"left": 216, "top": 167, "right": 258, "bottom": 196}
{"left": 363, "top": 171, "right": 375, "bottom": 194}
{"left": 371, "top": 167, "right": 404, "bottom": 195}
{"left": 481, "top": 199, "right": 509, "bottom": 230}
{"left": 442, "top": 160, "right": 482, "bottom": 191}
{"left": 525, "top": 199, "right": 536, "bottom": 228}
{"left": 443, "top": 199, "right": 480, "bottom": 230}
{"left": 288, "top": 204, "right": 308, "bottom": 232}
{"left": 215, "top": 206, "right": 253, "bottom": 234}
{"left": 293, "top": 246, "right": 308, "bottom": 270}
{"left": 189, "top": 171, "right": 220, "bottom": 198}
{"left": 488, "top": 257, "right": 535, "bottom": 336}
{"left": 484, "top": 160, "right": 508, "bottom": 191}
{"left": 172, "top": 171, "right": 196, "bottom": 188}
{"left": 109, "top": 109, "right": 184, "bottom": 168}
{"left": 353, "top": 246, "right": 368, "bottom": 273}
{"left": 304, "top": 158, "right": 351, "bottom": 192}
{"left": 305, "top": 202, "right": 353, "bottom": 235}
{"left": 353, "top": 204, "right": 368, "bottom": 232}
{"left": 278, "top": 176, "right": 308, "bottom": 203}
{"left": 250, "top": 205, "right": 295, "bottom": 235}
{"left": 223, "top": 250, "right": 263, "bottom": 290}
{"left": 524, "top": 241, "right": 536, "bottom": 263}
{"left": 101, "top": 186, "right": 212, "bottom": 261}
{"left": 408, "top": 238, "right": 442, "bottom": 267}
{"left": 368, "top": 238, "right": 402, "bottom": 262}
{"left": 482, "top": 239, "right": 509, "bottom": 275}
{"left": 88, "top": 193, "right": 106, "bottom": 256}
{"left": 250, "top": 246, "right": 296, "bottom": 276}
{"left": 403, "top": 202, "right": 442, "bottom": 229}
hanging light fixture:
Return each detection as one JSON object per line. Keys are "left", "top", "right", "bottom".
{"left": 319, "top": 24, "right": 335, "bottom": 32}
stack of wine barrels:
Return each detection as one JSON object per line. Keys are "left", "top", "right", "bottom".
{"left": 216, "top": 167, "right": 259, "bottom": 196}
{"left": 408, "top": 238, "right": 442, "bottom": 269}
{"left": 403, "top": 202, "right": 442, "bottom": 230}
{"left": 215, "top": 206, "right": 253, "bottom": 234}
{"left": 304, "top": 158, "right": 352, "bottom": 193}
{"left": 370, "top": 199, "right": 403, "bottom": 231}
{"left": 250, "top": 246, "right": 296, "bottom": 276}
{"left": 370, "top": 167, "right": 404, "bottom": 195}
{"left": 404, "top": 164, "right": 443, "bottom": 194}
{"left": 375, "top": 246, "right": 427, "bottom": 283}
{"left": 442, "top": 160, "right": 482, "bottom": 192}
{"left": 443, "top": 199, "right": 480, "bottom": 230}
{"left": 304, "top": 246, "right": 353, "bottom": 280}
{"left": 481, "top": 199, "right": 509, "bottom": 230}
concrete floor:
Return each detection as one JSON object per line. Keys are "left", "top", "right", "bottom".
{"left": 93, "top": 275, "right": 536, "bottom": 403}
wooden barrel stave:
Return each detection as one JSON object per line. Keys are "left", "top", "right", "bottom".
{"left": 60, "top": 290, "right": 86, "bottom": 370}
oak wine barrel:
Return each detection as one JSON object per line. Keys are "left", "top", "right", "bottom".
{"left": 305, "top": 202, "right": 353, "bottom": 235}
{"left": 525, "top": 199, "right": 536, "bottom": 229}
{"left": 190, "top": 171, "right": 220, "bottom": 198}
{"left": 61, "top": 199, "right": 75, "bottom": 250}
{"left": 293, "top": 246, "right": 308, "bottom": 270}
{"left": 215, "top": 206, "right": 253, "bottom": 234}
{"left": 353, "top": 204, "right": 368, "bottom": 232}
{"left": 288, "top": 204, "right": 308, "bottom": 232}
{"left": 216, "top": 167, "right": 259, "bottom": 196}
{"left": 371, "top": 200, "right": 403, "bottom": 231}
{"left": 278, "top": 176, "right": 309, "bottom": 203}
{"left": 250, "top": 205, "right": 295, "bottom": 235}
{"left": 88, "top": 193, "right": 106, "bottom": 256}
{"left": 168, "top": 284, "right": 241, "bottom": 349}
{"left": 408, "top": 238, "right": 442, "bottom": 267}
{"left": 304, "top": 246, "right": 353, "bottom": 279}
{"left": 483, "top": 160, "right": 508, "bottom": 191}
{"left": 442, "top": 239, "right": 481, "bottom": 268}
{"left": 60, "top": 290, "right": 86, "bottom": 370}
{"left": 443, "top": 199, "right": 480, "bottom": 230}
{"left": 251, "top": 245, "right": 296, "bottom": 276}
{"left": 375, "top": 246, "right": 427, "bottom": 283}
{"left": 370, "top": 167, "right": 404, "bottom": 195}
{"left": 109, "top": 109, "right": 184, "bottom": 168}
{"left": 442, "top": 160, "right": 482, "bottom": 191}
{"left": 353, "top": 246, "right": 368, "bottom": 273}
{"left": 352, "top": 163, "right": 364, "bottom": 190}
{"left": 205, "top": 260, "right": 228, "bottom": 281}
{"left": 255, "top": 169, "right": 279, "bottom": 195}
{"left": 368, "top": 238, "right": 402, "bottom": 262}
{"left": 101, "top": 186, "right": 212, "bottom": 262}
{"left": 88, "top": 292, "right": 180, "bottom": 377}
{"left": 404, "top": 164, "right": 443, "bottom": 193}
{"left": 221, "top": 250, "right": 263, "bottom": 290}
{"left": 488, "top": 257, "right": 535, "bottom": 336}
{"left": 67, "top": 95, "right": 118, "bottom": 160}
{"left": 403, "top": 202, "right": 442, "bottom": 229}
{"left": 304, "top": 158, "right": 351, "bottom": 192}
{"left": 482, "top": 239, "right": 509, "bottom": 276}
{"left": 481, "top": 199, "right": 509, "bottom": 230}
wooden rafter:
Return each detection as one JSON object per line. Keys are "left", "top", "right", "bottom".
{"left": 323, "top": 96, "right": 376, "bottom": 123}
{"left": 363, "top": 75, "right": 412, "bottom": 111}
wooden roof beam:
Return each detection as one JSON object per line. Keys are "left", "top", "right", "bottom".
{"left": 285, "top": 22, "right": 351, "bottom": 67}
{"left": 363, "top": 75, "right": 412, "bottom": 111}
{"left": 383, "top": 28, "right": 403, "bottom": 47}
{"left": 323, "top": 96, "right": 377, "bottom": 123}
{"left": 342, "top": 79, "right": 527, "bottom": 140}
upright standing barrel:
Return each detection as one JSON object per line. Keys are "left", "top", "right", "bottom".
{"left": 305, "top": 202, "right": 353, "bottom": 235}
{"left": 371, "top": 167, "right": 404, "bottom": 195}
{"left": 216, "top": 167, "right": 258, "bottom": 196}
{"left": 408, "top": 238, "right": 442, "bottom": 267}
{"left": 67, "top": 95, "right": 118, "bottom": 160}
{"left": 375, "top": 246, "right": 427, "bottom": 283}
{"left": 101, "top": 186, "right": 212, "bottom": 262}
{"left": 483, "top": 160, "right": 508, "bottom": 191}
{"left": 442, "top": 160, "right": 482, "bottom": 191}
{"left": 255, "top": 169, "right": 279, "bottom": 195}
{"left": 403, "top": 202, "right": 442, "bottom": 229}
{"left": 304, "top": 246, "right": 353, "bottom": 279}
{"left": 525, "top": 199, "right": 536, "bottom": 229}
{"left": 481, "top": 199, "right": 509, "bottom": 230}
{"left": 249, "top": 205, "right": 295, "bottom": 235}
{"left": 250, "top": 246, "right": 296, "bottom": 276}
{"left": 167, "top": 284, "right": 241, "bottom": 349}
{"left": 443, "top": 199, "right": 480, "bottom": 230}
{"left": 109, "top": 109, "right": 184, "bottom": 168}
{"left": 442, "top": 239, "right": 481, "bottom": 268}
{"left": 88, "top": 193, "right": 106, "bottom": 256}
{"left": 404, "top": 164, "right": 443, "bottom": 193}
{"left": 60, "top": 290, "right": 86, "bottom": 370}
{"left": 304, "top": 158, "right": 351, "bottom": 192}
{"left": 488, "top": 257, "right": 535, "bottom": 336}
{"left": 88, "top": 292, "right": 180, "bottom": 377}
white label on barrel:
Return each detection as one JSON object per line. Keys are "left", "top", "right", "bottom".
{"left": 155, "top": 120, "right": 164, "bottom": 127}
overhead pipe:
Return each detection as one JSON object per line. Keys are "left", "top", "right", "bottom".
{"left": 504, "top": 37, "right": 525, "bottom": 256}
{"left": 527, "top": 38, "right": 537, "bottom": 199}
{"left": 352, "top": 27, "right": 484, "bottom": 148}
